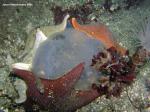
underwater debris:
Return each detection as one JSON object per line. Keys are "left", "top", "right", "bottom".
{"left": 50, "top": 0, "right": 94, "bottom": 24}
{"left": 91, "top": 47, "right": 136, "bottom": 98}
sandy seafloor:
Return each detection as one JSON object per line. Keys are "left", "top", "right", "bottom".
{"left": 0, "top": 0, "right": 150, "bottom": 112}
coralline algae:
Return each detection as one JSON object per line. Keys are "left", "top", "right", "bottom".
{"left": 32, "top": 28, "right": 105, "bottom": 90}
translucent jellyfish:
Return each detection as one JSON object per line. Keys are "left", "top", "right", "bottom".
{"left": 32, "top": 28, "right": 105, "bottom": 90}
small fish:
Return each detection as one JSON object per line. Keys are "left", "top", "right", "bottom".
{"left": 71, "top": 18, "right": 127, "bottom": 55}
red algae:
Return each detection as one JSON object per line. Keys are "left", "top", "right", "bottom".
{"left": 91, "top": 47, "right": 136, "bottom": 98}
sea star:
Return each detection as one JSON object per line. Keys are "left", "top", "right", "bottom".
{"left": 11, "top": 16, "right": 104, "bottom": 111}
{"left": 20, "top": 14, "right": 70, "bottom": 61}
{"left": 11, "top": 63, "right": 100, "bottom": 112}
{"left": 12, "top": 14, "right": 71, "bottom": 103}
{"left": 71, "top": 18, "right": 127, "bottom": 55}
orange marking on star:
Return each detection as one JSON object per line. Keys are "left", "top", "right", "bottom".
{"left": 71, "top": 18, "right": 127, "bottom": 55}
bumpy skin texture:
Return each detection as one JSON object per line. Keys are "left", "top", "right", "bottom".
{"left": 32, "top": 28, "right": 104, "bottom": 90}
{"left": 12, "top": 63, "right": 100, "bottom": 112}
